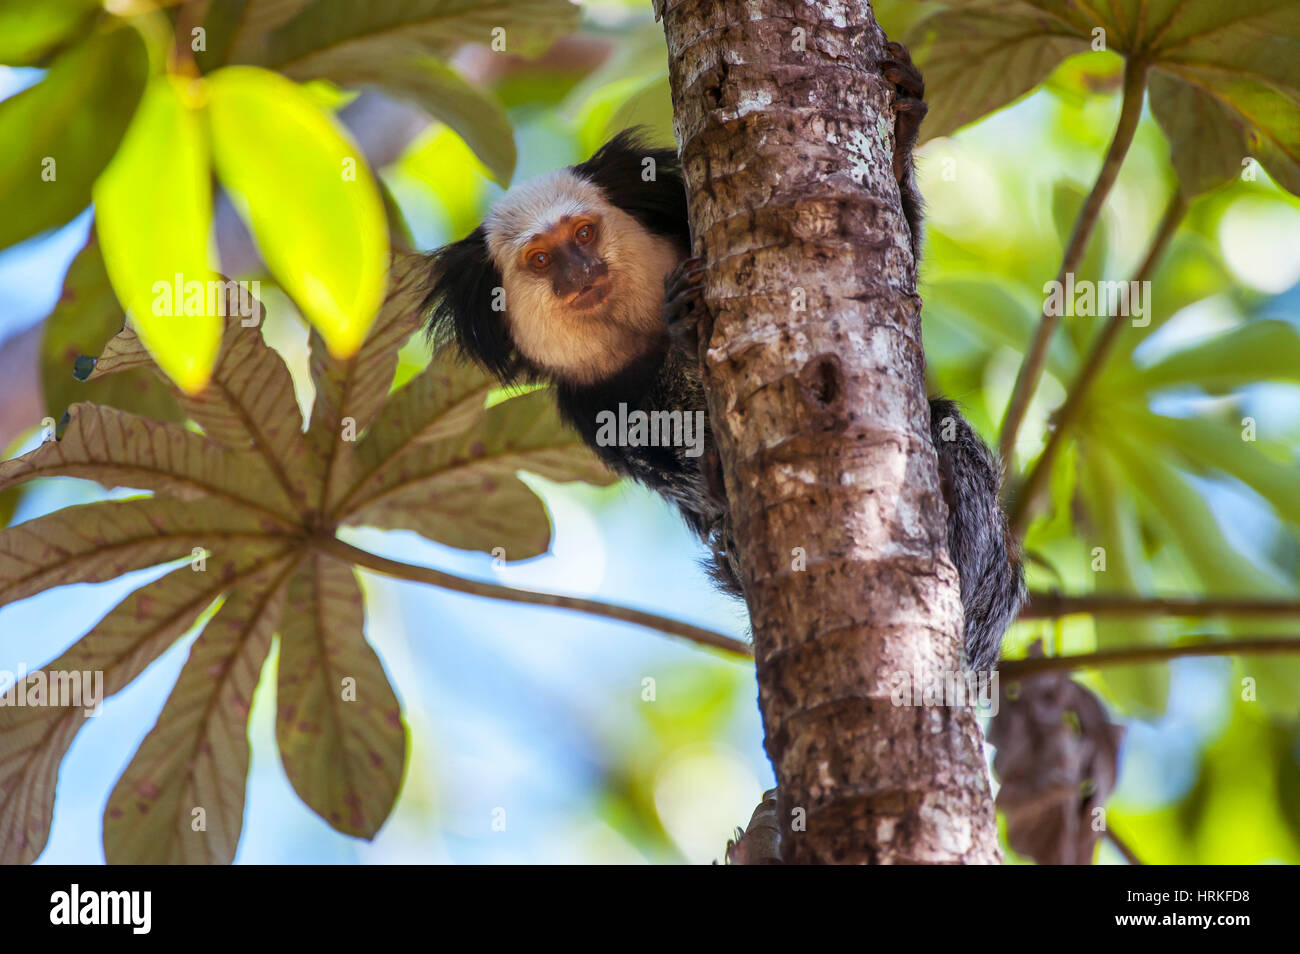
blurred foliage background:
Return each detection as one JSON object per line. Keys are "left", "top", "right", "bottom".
{"left": 1, "top": 0, "right": 1299, "bottom": 863}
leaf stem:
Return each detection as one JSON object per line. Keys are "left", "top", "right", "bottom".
{"left": 999, "top": 635, "right": 1300, "bottom": 679}
{"left": 998, "top": 56, "right": 1150, "bottom": 467}
{"left": 1022, "top": 591, "right": 1300, "bottom": 619}
{"left": 1008, "top": 190, "right": 1189, "bottom": 534}
{"left": 314, "top": 535, "right": 754, "bottom": 658}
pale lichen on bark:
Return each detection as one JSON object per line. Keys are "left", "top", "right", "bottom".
{"left": 655, "top": 0, "right": 1000, "bottom": 864}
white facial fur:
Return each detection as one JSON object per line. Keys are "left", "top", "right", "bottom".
{"left": 484, "top": 169, "right": 683, "bottom": 386}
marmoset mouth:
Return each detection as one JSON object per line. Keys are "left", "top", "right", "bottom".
{"left": 569, "top": 280, "right": 612, "bottom": 310}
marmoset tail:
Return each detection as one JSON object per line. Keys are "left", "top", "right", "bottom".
{"left": 421, "top": 43, "right": 1023, "bottom": 671}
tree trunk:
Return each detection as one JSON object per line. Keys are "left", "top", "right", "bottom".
{"left": 656, "top": 0, "right": 1000, "bottom": 864}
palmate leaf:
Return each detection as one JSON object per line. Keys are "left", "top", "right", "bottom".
{"left": 308, "top": 251, "right": 430, "bottom": 510}
{"left": 103, "top": 554, "right": 297, "bottom": 864}
{"left": 87, "top": 304, "right": 319, "bottom": 510}
{"left": 276, "top": 554, "right": 404, "bottom": 838}
{"left": 0, "top": 545, "right": 293, "bottom": 864}
{"left": 340, "top": 389, "right": 618, "bottom": 560}
{"left": 0, "top": 403, "right": 298, "bottom": 525}
{"left": 0, "top": 498, "right": 279, "bottom": 610}
{"left": 908, "top": 0, "right": 1300, "bottom": 197}
{"left": 1, "top": 259, "right": 620, "bottom": 861}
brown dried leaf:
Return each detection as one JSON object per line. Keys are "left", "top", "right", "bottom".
{"left": 990, "top": 644, "right": 1124, "bottom": 865}
{"left": 275, "top": 553, "right": 406, "bottom": 838}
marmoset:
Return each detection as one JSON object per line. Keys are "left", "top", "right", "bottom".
{"left": 423, "top": 42, "right": 1023, "bottom": 671}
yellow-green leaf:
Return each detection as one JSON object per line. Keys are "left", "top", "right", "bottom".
{"left": 40, "top": 233, "right": 184, "bottom": 425}
{"left": 93, "top": 74, "right": 220, "bottom": 393}
{"left": 206, "top": 66, "right": 388, "bottom": 359}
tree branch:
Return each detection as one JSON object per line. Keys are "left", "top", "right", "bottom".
{"left": 1105, "top": 828, "right": 1144, "bottom": 866}
{"left": 1009, "top": 189, "right": 1188, "bottom": 534}
{"left": 1022, "top": 591, "right": 1300, "bottom": 620}
{"left": 998, "top": 57, "right": 1150, "bottom": 466}
{"left": 313, "top": 536, "right": 753, "bottom": 658}
{"left": 1000, "top": 636, "right": 1300, "bottom": 679}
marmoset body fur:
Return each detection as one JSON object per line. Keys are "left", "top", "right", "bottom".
{"left": 424, "top": 43, "right": 1023, "bottom": 671}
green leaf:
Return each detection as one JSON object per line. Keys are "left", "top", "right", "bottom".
{"left": 1137, "top": 411, "right": 1300, "bottom": 526}
{"left": 923, "top": 276, "right": 1077, "bottom": 378}
{"left": 911, "top": 1, "right": 1300, "bottom": 196}
{"left": 0, "top": 23, "right": 148, "bottom": 249}
{"left": 40, "top": 232, "right": 184, "bottom": 425}
{"left": 1075, "top": 440, "right": 1169, "bottom": 711}
{"left": 0, "top": 0, "right": 102, "bottom": 65}
{"left": 906, "top": 6, "right": 1089, "bottom": 142}
{"left": 206, "top": 66, "right": 389, "bottom": 359}
{"left": 0, "top": 545, "right": 290, "bottom": 864}
{"left": 93, "top": 74, "right": 221, "bottom": 393}
{"left": 275, "top": 554, "right": 406, "bottom": 839}
{"left": 395, "top": 125, "right": 490, "bottom": 238}
{"left": 253, "top": 0, "right": 579, "bottom": 73}
{"left": 1119, "top": 320, "right": 1300, "bottom": 394}
{"left": 285, "top": 54, "right": 516, "bottom": 185}
{"left": 103, "top": 554, "right": 295, "bottom": 864}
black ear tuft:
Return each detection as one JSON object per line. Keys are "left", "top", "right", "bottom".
{"left": 572, "top": 127, "right": 690, "bottom": 250}
{"left": 422, "top": 227, "right": 519, "bottom": 381}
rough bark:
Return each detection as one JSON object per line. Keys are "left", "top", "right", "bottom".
{"left": 656, "top": 0, "right": 999, "bottom": 863}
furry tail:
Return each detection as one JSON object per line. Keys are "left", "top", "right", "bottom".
{"left": 929, "top": 397, "right": 1025, "bottom": 671}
